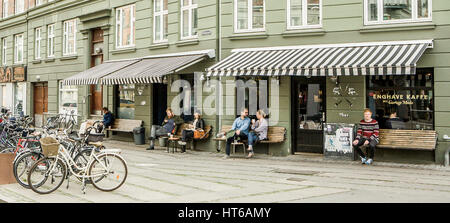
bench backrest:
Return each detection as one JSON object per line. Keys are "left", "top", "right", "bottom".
{"left": 176, "top": 123, "right": 212, "bottom": 137}
{"left": 111, "top": 119, "right": 143, "bottom": 132}
{"left": 378, "top": 129, "right": 437, "bottom": 150}
{"left": 219, "top": 125, "right": 286, "bottom": 142}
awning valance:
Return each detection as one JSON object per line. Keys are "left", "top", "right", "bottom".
{"left": 206, "top": 40, "right": 433, "bottom": 77}
{"left": 63, "top": 59, "right": 139, "bottom": 85}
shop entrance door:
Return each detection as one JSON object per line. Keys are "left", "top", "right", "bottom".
{"left": 292, "top": 77, "right": 326, "bottom": 154}
{"left": 90, "top": 28, "right": 104, "bottom": 115}
{"left": 33, "top": 82, "right": 48, "bottom": 127}
{"left": 153, "top": 83, "right": 167, "bottom": 126}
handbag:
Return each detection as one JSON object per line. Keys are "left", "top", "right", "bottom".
{"left": 193, "top": 129, "right": 206, "bottom": 139}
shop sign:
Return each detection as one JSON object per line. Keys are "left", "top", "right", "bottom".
{"left": 323, "top": 123, "right": 355, "bottom": 160}
{"left": 371, "top": 93, "right": 428, "bottom": 105}
{"left": 0, "top": 66, "right": 27, "bottom": 83}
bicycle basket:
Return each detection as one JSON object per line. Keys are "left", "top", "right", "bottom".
{"left": 39, "top": 137, "right": 60, "bottom": 157}
{"left": 87, "top": 133, "right": 105, "bottom": 143}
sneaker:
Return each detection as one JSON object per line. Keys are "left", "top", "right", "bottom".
{"left": 360, "top": 156, "right": 367, "bottom": 164}
{"left": 146, "top": 146, "right": 154, "bottom": 150}
{"left": 178, "top": 141, "right": 187, "bottom": 146}
{"left": 222, "top": 155, "right": 230, "bottom": 159}
{"left": 365, "top": 159, "right": 373, "bottom": 165}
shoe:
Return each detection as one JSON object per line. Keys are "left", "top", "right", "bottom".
{"left": 360, "top": 156, "right": 367, "bottom": 164}
{"left": 365, "top": 159, "right": 373, "bottom": 165}
{"left": 246, "top": 153, "right": 254, "bottom": 159}
{"left": 222, "top": 155, "right": 230, "bottom": 159}
{"left": 146, "top": 146, "right": 154, "bottom": 150}
{"left": 178, "top": 141, "right": 187, "bottom": 145}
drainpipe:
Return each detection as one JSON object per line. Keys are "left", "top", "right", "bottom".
{"left": 217, "top": 0, "right": 222, "bottom": 133}
{"left": 444, "top": 135, "right": 450, "bottom": 167}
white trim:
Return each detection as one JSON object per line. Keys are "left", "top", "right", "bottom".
{"left": 47, "top": 24, "right": 55, "bottom": 58}
{"left": 231, "top": 39, "right": 434, "bottom": 53}
{"left": 14, "top": 34, "right": 24, "bottom": 64}
{"left": 153, "top": 0, "right": 169, "bottom": 43}
{"left": 286, "top": 0, "right": 322, "bottom": 30}
{"left": 180, "top": 0, "right": 199, "bottom": 40}
{"left": 364, "top": 0, "right": 432, "bottom": 26}
{"left": 115, "top": 4, "right": 136, "bottom": 49}
{"left": 2, "top": 0, "right": 8, "bottom": 18}
{"left": 35, "top": 27, "right": 42, "bottom": 60}
{"left": 234, "top": 0, "right": 266, "bottom": 33}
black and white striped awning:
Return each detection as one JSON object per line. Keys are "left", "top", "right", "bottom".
{"left": 63, "top": 59, "right": 139, "bottom": 85}
{"left": 206, "top": 40, "right": 433, "bottom": 77}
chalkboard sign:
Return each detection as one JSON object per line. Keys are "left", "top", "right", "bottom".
{"left": 323, "top": 123, "right": 355, "bottom": 160}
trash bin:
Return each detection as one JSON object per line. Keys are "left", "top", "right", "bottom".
{"left": 133, "top": 127, "right": 146, "bottom": 145}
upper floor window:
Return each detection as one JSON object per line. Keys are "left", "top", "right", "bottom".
{"left": 14, "top": 34, "right": 24, "bottom": 64}
{"left": 234, "top": 0, "right": 265, "bottom": 33}
{"left": 116, "top": 4, "right": 135, "bottom": 48}
{"left": 35, "top": 27, "right": 42, "bottom": 59}
{"left": 365, "top": 0, "right": 432, "bottom": 25}
{"left": 15, "top": 0, "right": 24, "bottom": 14}
{"left": 1, "top": 38, "right": 6, "bottom": 65}
{"left": 287, "top": 0, "right": 322, "bottom": 29}
{"left": 63, "top": 19, "right": 77, "bottom": 56}
{"left": 153, "top": 0, "right": 168, "bottom": 43}
{"left": 181, "top": 0, "right": 198, "bottom": 39}
{"left": 47, "top": 24, "right": 55, "bottom": 58}
{"left": 2, "top": 0, "right": 9, "bottom": 18}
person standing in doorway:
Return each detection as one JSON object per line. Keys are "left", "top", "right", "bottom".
{"left": 353, "top": 108, "right": 379, "bottom": 165}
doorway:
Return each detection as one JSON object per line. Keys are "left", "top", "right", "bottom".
{"left": 90, "top": 28, "right": 104, "bottom": 116}
{"left": 153, "top": 83, "right": 167, "bottom": 125}
{"left": 292, "top": 77, "right": 326, "bottom": 154}
{"left": 33, "top": 82, "right": 48, "bottom": 127}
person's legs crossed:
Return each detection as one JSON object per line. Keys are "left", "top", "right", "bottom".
{"left": 354, "top": 138, "right": 367, "bottom": 159}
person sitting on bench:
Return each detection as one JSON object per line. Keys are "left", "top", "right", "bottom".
{"left": 98, "top": 107, "right": 114, "bottom": 132}
{"left": 147, "top": 108, "right": 183, "bottom": 150}
{"left": 178, "top": 112, "right": 205, "bottom": 153}
{"left": 223, "top": 108, "right": 251, "bottom": 159}
{"left": 246, "top": 109, "right": 268, "bottom": 159}
{"left": 352, "top": 108, "right": 379, "bottom": 165}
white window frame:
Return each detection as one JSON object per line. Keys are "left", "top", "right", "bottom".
{"left": 153, "top": 0, "right": 168, "bottom": 43}
{"left": 2, "top": 0, "right": 8, "bottom": 18}
{"left": 58, "top": 80, "right": 78, "bottom": 116}
{"left": 115, "top": 4, "right": 136, "bottom": 49}
{"left": 15, "top": 0, "right": 24, "bottom": 14}
{"left": 364, "top": 0, "right": 432, "bottom": 25}
{"left": 47, "top": 24, "right": 55, "bottom": 58}
{"left": 287, "top": 0, "right": 322, "bottom": 30}
{"left": 35, "top": 27, "right": 42, "bottom": 60}
{"left": 63, "top": 19, "right": 77, "bottom": 56}
{"left": 234, "top": 0, "right": 266, "bottom": 33}
{"left": 14, "top": 34, "right": 24, "bottom": 64}
{"left": 1, "top": 38, "right": 6, "bottom": 65}
{"left": 180, "top": 0, "right": 198, "bottom": 40}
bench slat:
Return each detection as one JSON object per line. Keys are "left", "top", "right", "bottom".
{"left": 377, "top": 129, "right": 437, "bottom": 151}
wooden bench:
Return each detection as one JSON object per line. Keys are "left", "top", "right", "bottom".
{"left": 166, "top": 123, "right": 212, "bottom": 152}
{"left": 377, "top": 129, "right": 438, "bottom": 151}
{"left": 213, "top": 125, "right": 287, "bottom": 155}
{"left": 106, "top": 119, "right": 143, "bottom": 136}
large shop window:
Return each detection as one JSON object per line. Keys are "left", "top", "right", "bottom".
{"left": 14, "top": 82, "right": 26, "bottom": 116}
{"left": 365, "top": 0, "right": 431, "bottom": 25}
{"left": 235, "top": 0, "right": 265, "bottom": 33}
{"left": 116, "top": 4, "right": 136, "bottom": 48}
{"left": 367, "top": 69, "right": 434, "bottom": 130}
{"left": 117, "top": 84, "right": 135, "bottom": 119}
{"left": 58, "top": 81, "right": 78, "bottom": 115}
{"left": 235, "top": 76, "right": 269, "bottom": 119}
{"left": 287, "top": 0, "right": 322, "bottom": 29}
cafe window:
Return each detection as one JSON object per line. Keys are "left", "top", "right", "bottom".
{"left": 367, "top": 69, "right": 434, "bottom": 130}
{"left": 58, "top": 81, "right": 78, "bottom": 115}
{"left": 116, "top": 84, "right": 135, "bottom": 119}
{"left": 235, "top": 76, "right": 269, "bottom": 119}
{"left": 364, "top": 0, "right": 432, "bottom": 25}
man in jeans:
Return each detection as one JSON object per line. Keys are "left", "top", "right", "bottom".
{"left": 353, "top": 108, "right": 380, "bottom": 165}
{"left": 223, "top": 108, "right": 251, "bottom": 159}
{"left": 147, "top": 108, "right": 183, "bottom": 150}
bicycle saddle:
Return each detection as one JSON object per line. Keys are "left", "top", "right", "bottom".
{"left": 88, "top": 142, "right": 103, "bottom": 147}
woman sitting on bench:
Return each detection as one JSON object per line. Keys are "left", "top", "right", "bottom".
{"left": 247, "top": 110, "right": 268, "bottom": 158}
{"left": 178, "top": 112, "right": 205, "bottom": 153}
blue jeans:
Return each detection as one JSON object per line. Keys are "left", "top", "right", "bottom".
{"left": 248, "top": 132, "right": 259, "bottom": 152}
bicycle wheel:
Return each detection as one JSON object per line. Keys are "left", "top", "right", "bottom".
{"left": 89, "top": 153, "right": 127, "bottom": 192}
{"left": 27, "top": 157, "right": 67, "bottom": 194}
{"left": 13, "top": 151, "right": 44, "bottom": 189}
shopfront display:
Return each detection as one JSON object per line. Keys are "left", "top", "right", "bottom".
{"left": 117, "top": 84, "right": 135, "bottom": 119}
{"left": 0, "top": 66, "right": 27, "bottom": 115}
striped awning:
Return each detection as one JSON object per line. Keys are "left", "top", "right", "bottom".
{"left": 206, "top": 40, "right": 433, "bottom": 77}
{"left": 102, "top": 54, "right": 208, "bottom": 85}
{"left": 63, "top": 59, "right": 139, "bottom": 85}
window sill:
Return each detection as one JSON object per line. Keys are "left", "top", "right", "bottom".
{"left": 149, "top": 42, "right": 170, "bottom": 50}
{"left": 228, "top": 32, "right": 269, "bottom": 40}
{"left": 282, "top": 28, "right": 326, "bottom": 37}
{"left": 360, "top": 22, "right": 436, "bottom": 33}
{"left": 60, "top": 55, "right": 78, "bottom": 61}
{"left": 32, "top": 59, "right": 42, "bottom": 64}
{"left": 175, "top": 38, "right": 200, "bottom": 47}
{"left": 45, "top": 58, "right": 55, "bottom": 63}
{"left": 111, "top": 47, "right": 136, "bottom": 55}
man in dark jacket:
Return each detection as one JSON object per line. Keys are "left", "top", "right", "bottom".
{"left": 147, "top": 108, "right": 184, "bottom": 150}
{"left": 102, "top": 107, "right": 114, "bottom": 128}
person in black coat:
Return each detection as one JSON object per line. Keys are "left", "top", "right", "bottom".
{"left": 102, "top": 107, "right": 114, "bottom": 128}
{"left": 178, "top": 112, "right": 205, "bottom": 153}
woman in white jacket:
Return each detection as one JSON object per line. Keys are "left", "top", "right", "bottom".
{"left": 247, "top": 110, "right": 268, "bottom": 158}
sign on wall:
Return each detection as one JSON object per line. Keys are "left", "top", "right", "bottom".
{"left": 0, "top": 66, "right": 27, "bottom": 83}
{"left": 323, "top": 123, "right": 355, "bottom": 160}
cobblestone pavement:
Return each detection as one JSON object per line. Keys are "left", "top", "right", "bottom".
{"left": 0, "top": 140, "right": 449, "bottom": 203}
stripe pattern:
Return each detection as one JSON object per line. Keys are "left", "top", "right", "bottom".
{"left": 206, "top": 41, "right": 430, "bottom": 77}
{"left": 102, "top": 54, "right": 207, "bottom": 85}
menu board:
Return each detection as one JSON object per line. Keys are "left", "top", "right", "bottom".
{"left": 323, "top": 123, "right": 355, "bottom": 160}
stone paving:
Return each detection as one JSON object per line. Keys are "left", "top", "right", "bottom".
{"left": 0, "top": 140, "right": 449, "bottom": 203}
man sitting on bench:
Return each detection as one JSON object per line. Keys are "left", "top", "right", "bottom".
{"left": 352, "top": 108, "right": 380, "bottom": 165}
{"left": 223, "top": 108, "right": 251, "bottom": 159}
{"left": 147, "top": 108, "right": 184, "bottom": 150}
{"left": 98, "top": 107, "right": 114, "bottom": 132}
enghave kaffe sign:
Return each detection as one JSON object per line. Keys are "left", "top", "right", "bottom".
{"left": 371, "top": 93, "right": 429, "bottom": 105}
{"left": 0, "top": 66, "right": 27, "bottom": 83}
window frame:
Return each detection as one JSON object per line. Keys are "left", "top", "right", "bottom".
{"left": 2, "top": 0, "right": 8, "bottom": 18}
{"left": 115, "top": 4, "right": 136, "bottom": 49}
{"left": 63, "top": 19, "right": 77, "bottom": 56}
{"left": 35, "top": 27, "right": 42, "bottom": 60}
{"left": 58, "top": 80, "right": 78, "bottom": 115}
{"left": 234, "top": 0, "right": 266, "bottom": 33}
{"left": 180, "top": 0, "right": 199, "bottom": 40}
{"left": 14, "top": 34, "right": 24, "bottom": 64}
{"left": 1, "top": 38, "right": 6, "bottom": 66}
{"left": 47, "top": 24, "right": 55, "bottom": 58}
{"left": 364, "top": 0, "right": 432, "bottom": 26}
{"left": 15, "top": 0, "right": 25, "bottom": 14}
{"left": 153, "top": 0, "right": 169, "bottom": 43}
{"left": 286, "top": 0, "right": 323, "bottom": 30}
